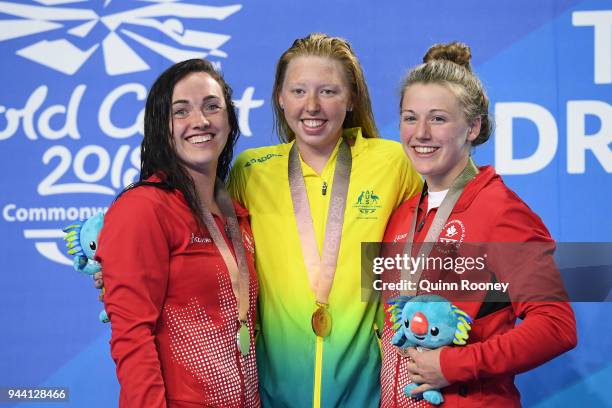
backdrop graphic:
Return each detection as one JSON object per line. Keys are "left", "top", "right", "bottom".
{"left": 0, "top": 0, "right": 610, "bottom": 406}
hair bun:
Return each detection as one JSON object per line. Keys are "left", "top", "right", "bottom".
{"left": 423, "top": 42, "right": 472, "bottom": 71}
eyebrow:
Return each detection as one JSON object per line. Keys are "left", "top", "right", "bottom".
{"left": 400, "top": 108, "right": 449, "bottom": 114}
{"left": 172, "top": 95, "right": 221, "bottom": 105}
{"left": 286, "top": 81, "right": 342, "bottom": 87}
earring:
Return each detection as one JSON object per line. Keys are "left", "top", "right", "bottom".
{"left": 347, "top": 106, "right": 353, "bottom": 112}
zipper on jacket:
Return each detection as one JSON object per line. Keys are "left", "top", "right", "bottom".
{"left": 313, "top": 336, "right": 324, "bottom": 408}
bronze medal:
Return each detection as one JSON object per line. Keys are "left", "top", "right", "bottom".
{"left": 311, "top": 304, "right": 332, "bottom": 337}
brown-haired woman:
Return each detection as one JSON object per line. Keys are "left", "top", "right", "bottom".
{"left": 97, "top": 59, "right": 260, "bottom": 407}
{"left": 380, "top": 42, "right": 576, "bottom": 407}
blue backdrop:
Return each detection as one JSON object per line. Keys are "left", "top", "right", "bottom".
{"left": 0, "top": 0, "right": 610, "bottom": 406}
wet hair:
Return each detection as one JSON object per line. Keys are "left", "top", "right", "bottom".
{"left": 121, "top": 59, "right": 239, "bottom": 226}
{"left": 272, "top": 32, "right": 378, "bottom": 142}
{"left": 400, "top": 42, "right": 493, "bottom": 146}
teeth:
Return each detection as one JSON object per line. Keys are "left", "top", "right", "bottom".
{"left": 414, "top": 146, "right": 437, "bottom": 154}
{"left": 188, "top": 134, "right": 212, "bottom": 144}
{"left": 303, "top": 119, "right": 325, "bottom": 128}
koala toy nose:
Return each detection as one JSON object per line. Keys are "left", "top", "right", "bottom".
{"left": 411, "top": 312, "right": 428, "bottom": 336}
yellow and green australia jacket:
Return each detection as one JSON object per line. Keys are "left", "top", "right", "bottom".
{"left": 228, "top": 127, "right": 422, "bottom": 408}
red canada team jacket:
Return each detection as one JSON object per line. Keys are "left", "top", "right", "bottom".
{"left": 380, "top": 166, "right": 576, "bottom": 408}
{"left": 97, "top": 180, "right": 260, "bottom": 408}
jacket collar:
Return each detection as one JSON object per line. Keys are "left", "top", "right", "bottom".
{"left": 146, "top": 174, "right": 249, "bottom": 218}
{"left": 411, "top": 165, "right": 498, "bottom": 213}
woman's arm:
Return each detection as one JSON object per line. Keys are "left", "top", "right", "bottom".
{"left": 96, "top": 190, "right": 170, "bottom": 407}
{"left": 440, "top": 200, "right": 577, "bottom": 383}
{"left": 440, "top": 301, "right": 576, "bottom": 383}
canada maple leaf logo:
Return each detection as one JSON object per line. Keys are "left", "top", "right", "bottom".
{"left": 445, "top": 225, "right": 458, "bottom": 237}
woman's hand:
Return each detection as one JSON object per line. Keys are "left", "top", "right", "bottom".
{"left": 93, "top": 271, "right": 104, "bottom": 291}
{"left": 405, "top": 346, "right": 450, "bottom": 395}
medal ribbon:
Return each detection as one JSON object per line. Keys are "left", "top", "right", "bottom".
{"left": 400, "top": 158, "right": 479, "bottom": 296}
{"left": 200, "top": 183, "right": 250, "bottom": 335}
{"left": 288, "top": 139, "right": 352, "bottom": 306}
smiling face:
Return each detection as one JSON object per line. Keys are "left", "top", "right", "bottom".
{"left": 170, "top": 72, "right": 230, "bottom": 178}
{"left": 278, "top": 56, "right": 352, "bottom": 154}
{"left": 400, "top": 83, "right": 480, "bottom": 191}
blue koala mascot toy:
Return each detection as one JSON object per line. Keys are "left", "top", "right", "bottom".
{"left": 63, "top": 212, "right": 108, "bottom": 323}
{"left": 388, "top": 294, "right": 473, "bottom": 405}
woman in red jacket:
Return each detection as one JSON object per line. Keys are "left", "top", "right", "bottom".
{"left": 380, "top": 42, "right": 577, "bottom": 407}
{"left": 96, "top": 59, "right": 260, "bottom": 407}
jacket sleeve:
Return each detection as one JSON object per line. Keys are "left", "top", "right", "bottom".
{"left": 440, "top": 198, "right": 577, "bottom": 383}
{"left": 96, "top": 191, "right": 170, "bottom": 407}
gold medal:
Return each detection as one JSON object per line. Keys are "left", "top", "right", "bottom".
{"left": 311, "top": 303, "right": 332, "bottom": 337}
{"left": 237, "top": 321, "right": 250, "bottom": 356}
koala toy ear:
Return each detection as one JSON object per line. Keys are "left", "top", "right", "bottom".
{"left": 451, "top": 304, "right": 473, "bottom": 346}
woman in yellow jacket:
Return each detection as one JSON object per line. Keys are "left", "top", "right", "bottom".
{"left": 229, "top": 33, "right": 422, "bottom": 407}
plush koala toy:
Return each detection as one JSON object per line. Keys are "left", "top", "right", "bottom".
{"left": 388, "top": 294, "right": 473, "bottom": 405}
{"left": 63, "top": 212, "right": 108, "bottom": 323}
